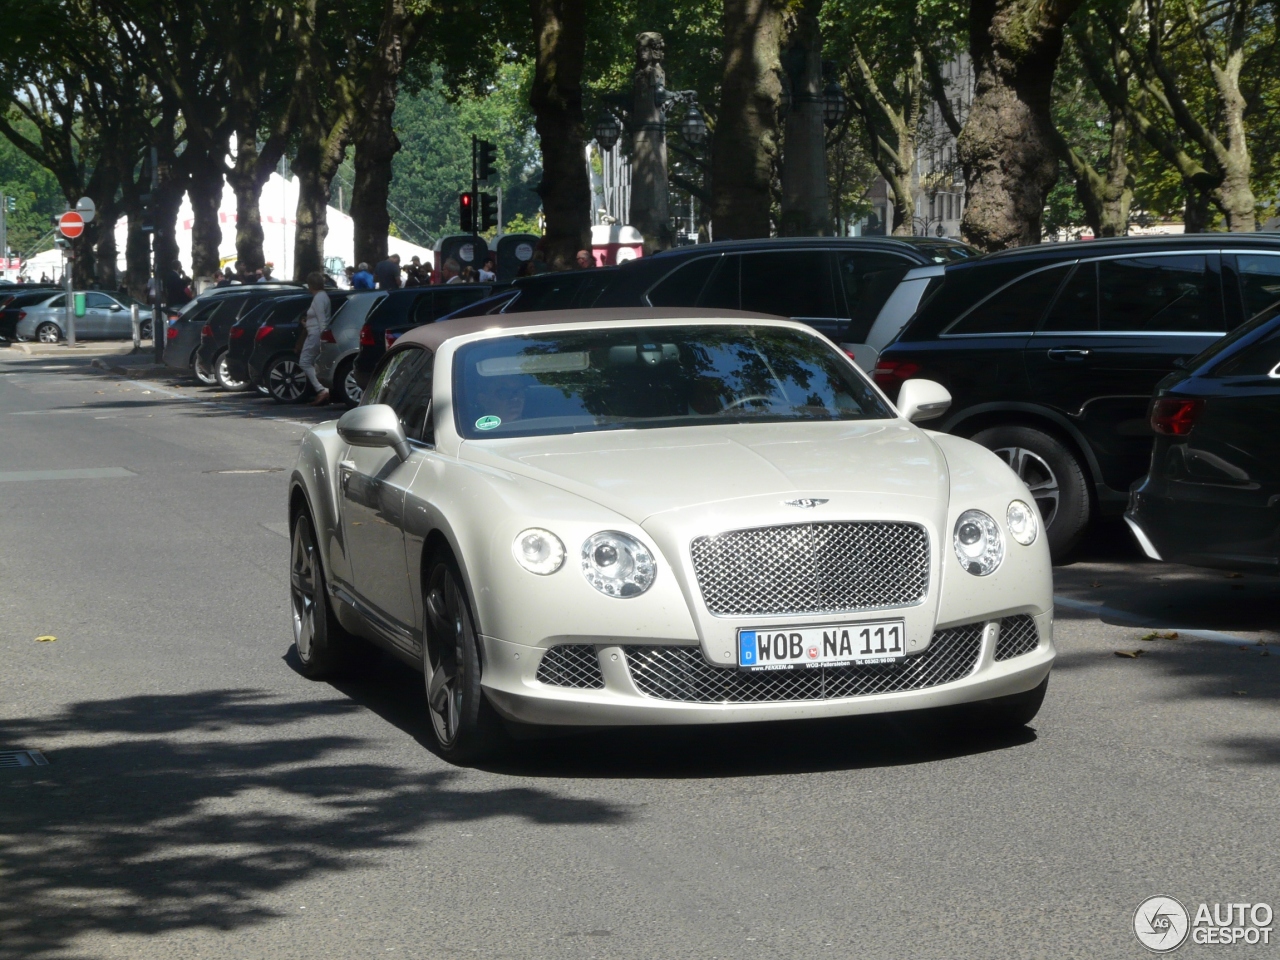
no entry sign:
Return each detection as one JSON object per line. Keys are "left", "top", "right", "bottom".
{"left": 58, "top": 211, "right": 84, "bottom": 239}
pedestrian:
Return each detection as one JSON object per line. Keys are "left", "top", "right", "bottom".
{"left": 575, "top": 249, "right": 595, "bottom": 269}
{"left": 352, "top": 262, "right": 375, "bottom": 290}
{"left": 213, "top": 268, "right": 232, "bottom": 288}
{"left": 441, "top": 258, "right": 462, "bottom": 284}
{"left": 374, "top": 253, "right": 401, "bottom": 290}
{"left": 342, "top": 265, "right": 356, "bottom": 289}
{"left": 479, "top": 257, "right": 497, "bottom": 283}
{"left": 459, "top": 265, "right": 477, "bottom": 283}
{"left": 403, "top": 256, "right": 426, "bottom": 288}
{"left": 232, "top": 260, "right": 248, "bottom": 283}
{"left": 300, "top": 271, "right": 331, "bottom": 406}
{"left": 419, "top": 260, "right": 435, "bottom": 285}
{"left": 40, "top": 272, "right": 50, "bottom": 283}
{"left": 165, "top": 259, "right": 193, "bottom": 305}
{"left": 258, "top": 262, "right": 275, "bottom": 283}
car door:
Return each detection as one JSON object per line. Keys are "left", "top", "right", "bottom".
{"left": 1026, "top": 252, "right": 1226, "bottom": 492}
{"left": 80, "top": 292, "right": 117, "bottom": 337}
{"left": 339, "top": 347, "right": 430, "bottom": 647}
{"left": 738, "top": 250, "right": 843, "bottom": 340}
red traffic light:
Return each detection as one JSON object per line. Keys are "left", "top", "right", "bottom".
{"left": 459, "top": 192, "right": 475, "bottom": 232}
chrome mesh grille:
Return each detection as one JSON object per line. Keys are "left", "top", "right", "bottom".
{"left": 623, "top": 622, "right": 984, "bottom": 703}
{"left": 994, "top": 614, "right": 1039, "bottom": 661}
{"left": 536, "top": 645, "right": 605, "bottom": 689}
{"left": 689, "top": 521, "right": 929, "bottom": 617}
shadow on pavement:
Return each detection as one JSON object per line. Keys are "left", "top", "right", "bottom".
{"left": 0, "top": 689, "right": 629, "bottom": 960}
{"left": 317, "top": 646, "right": 1039, "bottom": 781}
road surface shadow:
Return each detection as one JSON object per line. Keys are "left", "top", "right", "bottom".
{"left": 0, "top": 689, "right": 628, "bottom": 960}
{"left": 315, "top": 646, "right": 1039, "bottom": 780}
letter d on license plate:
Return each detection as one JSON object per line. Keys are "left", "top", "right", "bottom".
{"left": 738, "top": 619, "right": 905, "bottom": 671}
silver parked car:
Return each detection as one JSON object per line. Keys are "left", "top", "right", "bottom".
{"left": 15, "top": 291, "right": 153, "bottom": 342}
{"left": 316, "top": 290, "right": 386, "bottom": 407}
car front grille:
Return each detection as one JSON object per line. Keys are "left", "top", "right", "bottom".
{"left": 689, "top": 521, "right": 929, "bottom": 617}
{"left": 994, "top": 614, "right": 1040, "bottom": 661}
{"left": 623, "top": 622, "right": 984, "bottom": 704}
{"left": 536, "top": 644, "right": 605, "bottom": 689}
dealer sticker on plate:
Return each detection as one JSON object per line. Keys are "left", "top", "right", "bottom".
{"left": 738, "top": 619, "right": 905, "bottom": 671}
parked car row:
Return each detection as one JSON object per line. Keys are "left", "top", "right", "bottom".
{"left": 157, "top": 233, "right": 1280, "bottom": 576}
{"left": 0, "top": 287, "right": 153, "bottom": 342}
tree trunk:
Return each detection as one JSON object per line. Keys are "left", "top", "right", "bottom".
{"left": 125, "top": 211, "right": 151, "bottom": 301}
{"left": 712, "top": 0, "right": 785, "bottom": 239}
{"left": 629, "top": 32, "right": 674, "bottom": 253}
{"left": 227, "top": 132, "right": 287, "bottom": 273}
{"left": 71, "top": 226, "right": 97, "bottom": 289}
{"left": 778, "top": 0, "right": 830, "bottom": 236}
{"left": 958, "top": 0, "right": 1083, "bottom": 250}
{"left": 154, "top": 175, "right": 185, "bottom": 276}
{"left": 351, "top": 99, "right": 399, "bottom": 268}
{"left": 530, "top": 0, "right": 591, "bottom": 270}
{"left": 188, "top": 152, "right": 225, "bottom": 284}
{"left": 94, "top": 206, "right": 120, "bottom": 290}
{"left": 291, "top": 143, "right": 331, "bottom": 280}
{"left": 1183, "top": 183, "right": 1212, "bottom": 233}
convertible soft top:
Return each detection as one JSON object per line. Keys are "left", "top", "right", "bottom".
{"left": 395, "top": 306, "right": 785, "bottom": 353}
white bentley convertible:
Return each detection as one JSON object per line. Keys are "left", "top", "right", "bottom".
{"left": 288, "top": 308, "right": 1054, "bottom": 761}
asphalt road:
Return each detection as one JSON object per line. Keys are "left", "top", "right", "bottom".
{"left": 1, "top": 347, "right": 1277, "bottom": 960}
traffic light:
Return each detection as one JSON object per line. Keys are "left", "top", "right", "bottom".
{"left": 4, "top": 196, "right": 14, "bottom": 213}
{"left": 477, "top": 140, "right": 497, "bottom": 181}
{"left": 480, "top": 192, "right": 498, "bottom": 231}
{"left": 459, "top": 191, "right": 474, "bottom": 232}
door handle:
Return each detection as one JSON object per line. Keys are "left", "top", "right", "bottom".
{"left": 1046, "top": 348, "right": 1090, "bottom": 361}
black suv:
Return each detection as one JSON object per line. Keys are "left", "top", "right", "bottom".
{"left": 873, "top": 234, "right": 1280, "bottom": 556}
{"left": 352, "top": 284, "right": 496, "bottom": 387}
{"left": 594, "top": 237, "right": 976, "bottom": 345}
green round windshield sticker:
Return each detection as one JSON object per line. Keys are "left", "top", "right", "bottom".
{"left": 475, "top": 415, "right": 502, "bottom": 431}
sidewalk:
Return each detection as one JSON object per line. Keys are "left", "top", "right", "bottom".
{"left": 4, "top": 340, "right": 155, "bottom": 358}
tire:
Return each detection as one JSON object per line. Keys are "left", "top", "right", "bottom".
{"left": 290, "top": 510, "right": 365, "bottom": 679}
{"left": 970, "top": 424, "right": 1091, "bottom": 560}
{"left": 140, "top": 320, "right": 153, "bottom": 340}
{"left": 423, "top": 551, "right": 506, "bottom": 763}
{"left": 968, "top": 676, "right": 1049, "bottom": 731}
{"left": 334, "top": 357, "right": 362, "bottom": 408}
{"left": 192, "top": 350, "right": 217, "bottom": 385}
{"left": 214, "top": 350, "right": 249, "bottom": 391}
{"left": 266, "top": 354, "right": 312, "bottom": 404}
{"left": 36, "top": 322, "right": 60, "bottom": 343}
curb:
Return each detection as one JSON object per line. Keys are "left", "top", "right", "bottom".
{"left": 89, "top": 357, "right": 170, "bottom": 377}
{"left": 8, "top": 341, "right": 154, "bottom": 357}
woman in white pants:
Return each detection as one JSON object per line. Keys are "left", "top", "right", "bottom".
{"left": 301, "top": 272, "right": 331, "bottom": 405}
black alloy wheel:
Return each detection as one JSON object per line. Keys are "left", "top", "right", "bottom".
{"left": 423, "top": 552, "right": 505, "bottom": 763}
{"left": 970, "top": 424, "right": 1091, "bottom": 560}
{"left": 334, "top": 358, "right": 362, "bottom": 408}
{"left": 214, "top": 350, "right": 249, "bottom": 391}
{"left": 266, "top": 355, "right": 312, "bottom": 403}
{"left": 36, "top": 322, "right": 60, "bottom": 343}
{"left": 290, "top": 511, "right": 364, "bottom": 678}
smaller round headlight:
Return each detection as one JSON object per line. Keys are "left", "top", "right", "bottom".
{"left": 581, "top": 531, "right": 656, "bottom": 598}
{"left": 512, "top": 528, "right": 565, "bottom": 575}
{"left": 953, "top": 509, "right": 1004, "bottom": 576}
{"left": 1006, "top": 500, "right": 1039, "bottom": 546}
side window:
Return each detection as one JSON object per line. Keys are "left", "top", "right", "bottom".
{"left": 835, "top": 252, "right": 913, "bottom": 342}
{"left": 947, "top": 264, "right": 1069, "bottom": 335}
{"left": 647, "top": 257, "right": 718, "bottom": 306}
{"left": 698, "top": 255, "right": 740, "bottom": 309}
{"left": 740, "top": 252, "right": 837, "bottom": 319}
{"left": 85, "top": 292, "right": 115, "bottom": 308}
{"left": 366, "top": 347, "right": 434, "bottom": 441}
{"left": 1236, "top": 254, "right": 1280, "bottom": 319}
{"left": 433, "top": 287, "right": 488, "bottom": 318}
{"left": 409, "top": 292, "right": 441, "bottom": 325}
{"left": 1097, "top": 255, "right": 1221, "bottom": 332}
{"left": 46, "top": 295, "right": 65, "bottom": 309}
{"left": 1211, "top": 310, "right": 1280, "bottom": 377}
{"left": 1042, "top": 262, "right": 1097, "bottom": 331}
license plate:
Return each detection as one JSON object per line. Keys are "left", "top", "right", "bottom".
{"left": 737, "top": 619, "right": 906, "bottom": 671}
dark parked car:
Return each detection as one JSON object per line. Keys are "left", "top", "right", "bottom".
{"left": 163, "top": 297, "right": 227, "bottom": 383}
{"left": 193, "top": 290, "right": 294, "bottom": 390}
{"left": 872, "top": 235, "right": 1280, "bottom": 557}
{"left": 351, "top": 284, "right": 495, "bottom": 387}
{"left": 435, "top": 268, "right": 616, "bottom": 321}
{"left": 224, "top": 295, "right": 311, "bottom": 390}
{"left": 594, "top": 237, "right": 978, "bottom": 350}
{"left": 1127, "top": 293, "right": 1280, "bottom": 574}
{"left": 246, "top": 290, "right": 352, "bottom": 402}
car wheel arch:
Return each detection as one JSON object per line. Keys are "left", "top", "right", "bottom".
{"left": 943, "top": 403, "right": 1104, "bottom": 491}
{"left": 419, "top": 526, "right": 490, "bottom": 671}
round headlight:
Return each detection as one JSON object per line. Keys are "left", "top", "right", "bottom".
{"left": 581, "top": 531, "right": 656, "bottom": 597}
{"left": 512, "top": 528, "right": 565, "bottom": 575}
{"left": 1006, "top": 499, "right": 1039, "bottom": 546}
{"left": 953, "top": 509, "right": 1004, "bottom": 576}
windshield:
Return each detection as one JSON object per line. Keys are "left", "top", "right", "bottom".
{"left": 452, "top": 324, "right": 894, "bottom": 439}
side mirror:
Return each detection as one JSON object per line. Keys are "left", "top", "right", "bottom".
{"left": 337, "top": 404, "right": 411, "bottom": 461}
{"left": 109, "top": 304, "right": 123, "bottom": 312}
{"left": 895, "top": 378, "right": 952, "bottom": 423}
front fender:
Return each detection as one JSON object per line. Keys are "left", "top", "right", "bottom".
{"left": 290, "top": 422, "right": 349, "bottom": 586}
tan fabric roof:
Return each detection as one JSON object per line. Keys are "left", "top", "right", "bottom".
{"left": 395, "top": 306, "right": 786, "bottom": 353}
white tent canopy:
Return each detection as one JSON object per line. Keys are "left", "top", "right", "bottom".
{"left": 23, "top": 167, "right": 431, "bottom": 283}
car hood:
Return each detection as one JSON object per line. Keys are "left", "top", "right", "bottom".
{"left": 459, "top": 420, "right": 948, "bottom": 524}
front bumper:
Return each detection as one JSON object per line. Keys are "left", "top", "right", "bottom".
{"left": 479, "top": 611, "right": 1053, "bottom": 726}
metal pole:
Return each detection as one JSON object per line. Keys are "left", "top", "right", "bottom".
{"left": 0, "top": 195, "right": 7, "bottom": 280}
{"left": 470, "top": 134, "right": 479, "bottom": 237}
{"left": 151, "top": 148, "right": 164, "bottom": 363}
{"left": 131, "top": 303, "right": 140, "bottom": 350}
{"left": 64, "top": 249, "right": 75, "bottom": 347}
